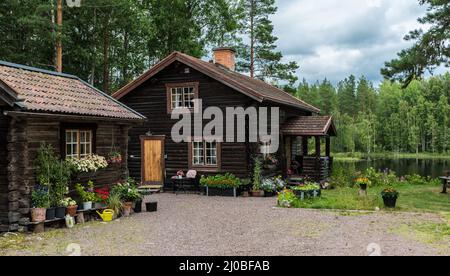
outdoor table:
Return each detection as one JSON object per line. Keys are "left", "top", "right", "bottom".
{"left": 439, "top": 177, "right": 449, "bottom": 194}
{"left": 172, "top": 177, "right": 188, "bottom": 194}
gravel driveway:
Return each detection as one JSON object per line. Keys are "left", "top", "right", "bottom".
{"left": 1, "top": 193, "right": 449, "bottom": 256}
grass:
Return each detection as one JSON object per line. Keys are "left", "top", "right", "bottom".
{"left": 290, "top": 184, "right": 450, "bottom": 213}
{"left": 333, "top": 152, "right": 450, "bottom": 161}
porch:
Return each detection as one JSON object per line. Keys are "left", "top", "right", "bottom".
{"left": 282, "top": 116, "right": 337, "bottom": 183}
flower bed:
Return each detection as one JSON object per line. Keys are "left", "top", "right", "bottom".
{"left": 200, "top": 173, "right": 241, "bottom": 197}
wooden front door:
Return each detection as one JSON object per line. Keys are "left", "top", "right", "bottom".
{"left": 141, "top": 136, "right": 165, "bottom": 185}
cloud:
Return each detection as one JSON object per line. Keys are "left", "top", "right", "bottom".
{"left": 272, "top": 0, "right": 428, "bottom": 84}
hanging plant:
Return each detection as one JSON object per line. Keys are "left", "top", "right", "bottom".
{"left": 108, "top": 151, "right": 123, "bottom": 165}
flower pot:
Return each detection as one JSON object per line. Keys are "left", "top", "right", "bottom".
{"left": 206, "top": 187, "right": 237, "bottom": 197}
{"left": 55, "top": 206, "right": 66, "bottom": 218}
{"left": 264, "top": 191, "right": 276, "bottom": 197}
{"left": 123, "top": 202, "right": 133, "bottom": 217}
{"left": 250, "top": 190, "right": 264, "bottom": 197}
{"left": 146, "top": 202, "right": 158, "bottom": 212}
{"left": 82, "top": 201, "right": 93, "bottom": 210}
{"left": 46, "top": 207, "right": 56, "bottom": 220}
{"left": 93, "top": 202, "right": 103, "bottom": 209}
{"left": 383, "top": 196, "right": 398, "bottom": 208}
{"left": 31, "top": 208, "right": 46, "bottom": 222}
{"left": 134, "top": 200, "right": 143, "bottom": 213}
{"left": 66, "top": 205, "right": 78, "bottom": 217}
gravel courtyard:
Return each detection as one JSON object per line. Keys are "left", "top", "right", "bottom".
{"left": 1, "top": 193, "right": 449, "bottom": 256}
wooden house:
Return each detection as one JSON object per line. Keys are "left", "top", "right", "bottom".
{"left": 0, "top": 61, "right": 145, "bottom": 232}
{"left": 113, "top": 49, "right": 336, "bottom": 186}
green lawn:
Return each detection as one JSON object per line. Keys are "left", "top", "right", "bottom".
{"left": 292, "top": 184, "right": 450, "bottom": 213}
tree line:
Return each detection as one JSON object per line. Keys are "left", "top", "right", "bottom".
{"left": 0, "top": 0, "right": 298, "bottom": 94}
{"left": 294, "top": 74, "right": 450, "bottom": 154}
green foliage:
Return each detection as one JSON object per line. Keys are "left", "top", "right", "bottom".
{"left": 277, "top": 189, "right": 296, "bottom": 207}
{"left": 31, "top": 189, "right": 51, "bottom": 209}
{"left": 382, "top": 0, "right": 449, "bottom": 87}
{"left": 236, "top": 0, "right": 298, "bottom": 85}
{"left": 111, "top": 179, "right": 141, "bottom": 202}
{"left": 107, "top": 192, "right": 123, "bottom": 216}
{"left": 291, "top": 183, "right": 321, "bottom": 192}
{"left": 75, "top": 182, "right": 97, "bottom": 202}
{"left": 200, "top": 173, "right": 242, "bottom": 189}
{"left": 36, "top": 144, "right": 72, "bottom": 206}
{"left": 252, "top": 158, "right": 262, "bottom": 191}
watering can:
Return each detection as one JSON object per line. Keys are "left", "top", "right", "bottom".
{"left": 96, "top": 209, "right": 114, "bottom": 222}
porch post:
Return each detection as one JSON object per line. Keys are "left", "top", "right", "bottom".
{"left": 315, "top": 136, "right": 321, "bottom": 157}
{"left": 302, "top": 136, "right": 308, "bottom": 156}
{"left": 326, "top": 136, "right": 331, "bottom": 157}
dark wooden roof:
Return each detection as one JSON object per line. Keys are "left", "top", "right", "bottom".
{"left": 0, "top": 61, "right": 145, "bottom": 121}
{"left": 282, "top": 116, "right": 337, "bottom": 136}
{"left": 112, "top": 52, "right": 320, "bottom": 113}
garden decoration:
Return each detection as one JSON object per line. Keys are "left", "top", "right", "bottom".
{"left": 355, "top": 177, "right": 371, "bottom": 197}
{"left": 381, "top": 187, "right": 399, "bottom": 208}
{"left": 97, "top": 209, "right": 115, "bottom": 222}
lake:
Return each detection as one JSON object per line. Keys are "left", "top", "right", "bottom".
{"left": 334, "top": 158, "right": 450, "bottom": 178}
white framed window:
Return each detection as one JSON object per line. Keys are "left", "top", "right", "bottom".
{"left": 190, "top": 140, "right": 220, "bottom": 168}
{"left": 65, "top": 129, "right": 93, "bottom": 159}
{"left": 166, "top": 82, "right": 198, "bottom": 113}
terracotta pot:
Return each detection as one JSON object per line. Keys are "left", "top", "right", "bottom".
{"left": 123, "top": 202, "right": 133, "bottom": 217}
{"left": 31, "top": 208, "right": 46, "bottom": 222}
{"left": 66, "top": 205, "right": 78, "bottom": 217}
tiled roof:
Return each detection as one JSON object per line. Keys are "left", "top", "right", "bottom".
{"left": 113, "top": 52, "right": 320, "bottom": 113}
{"left": 0, "top": 61, "right": 145, "bottom": 120}
{"left": 282, "top": 116, "right": 337, "bottom": 136}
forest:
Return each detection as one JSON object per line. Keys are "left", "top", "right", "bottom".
{"left": 0, "top": 0, "right": 448, "bottom": 155}
{"left": 294, "top": 74, "right": 450, "bottom": 155}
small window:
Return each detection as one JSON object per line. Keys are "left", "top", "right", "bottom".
{"left": 166, "top": 83, "right": 198, "bottom": 113}
{"left": 189, "top": 140, "right": 220, "bottom": 169}
{"left": 65, "top": 129, "right": 93, "bottom": 159}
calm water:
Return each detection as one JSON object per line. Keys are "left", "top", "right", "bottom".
{"left": 334, "top": 158, "right": 450, "bottom": 178}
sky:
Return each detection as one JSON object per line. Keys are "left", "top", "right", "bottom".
{"left": 272, "top": 0, "right": 429, "bottom": 85}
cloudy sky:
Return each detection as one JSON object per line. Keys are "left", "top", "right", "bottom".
{"left": 272, "top": 0, "right": 427, "bottom": 84}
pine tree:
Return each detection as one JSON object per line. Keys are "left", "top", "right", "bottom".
{"left": 236, "top": 0, "right": 299, "bottom": 85}
{"left": 337, "top": 75, "right": 357, "bottom": 117}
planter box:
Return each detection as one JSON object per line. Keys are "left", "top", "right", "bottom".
{"left": 293, "top": 189, "right": 321, "bottom": 200}
{"left": 206, "top": 187, "right": 237, "bottom": 197}
{"left": 264, "top": 191, "right": 277, "bottom": 197}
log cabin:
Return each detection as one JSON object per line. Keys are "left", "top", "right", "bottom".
{"left": 0, "top": 61, "right": 145, "bottom": 232}
{"left": 113, "top": 48, "right": 336, "bottom": 187}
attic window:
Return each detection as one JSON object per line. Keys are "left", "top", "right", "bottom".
{"left": 166, "top": 82, "right": 199, "bottom": 113}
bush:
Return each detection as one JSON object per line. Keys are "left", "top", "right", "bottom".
{"left": 200, "top": 173, "right": 242, "bottom": 189}
{"left": 32, "top": 188, "right": 51, "bottom": 208}
{"left": 277, "top": 189, "right": 296, "bottom": 207}
{"left": 111, "top": 178, "right": 142, "bottom": 202}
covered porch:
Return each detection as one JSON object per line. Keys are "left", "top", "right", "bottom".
{"left": 282, "top": 116, "right": 337, "bottom": 183}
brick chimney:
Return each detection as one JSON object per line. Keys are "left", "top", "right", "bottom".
{"left": 213, "top": 47, "right": 236, "bottom": 71}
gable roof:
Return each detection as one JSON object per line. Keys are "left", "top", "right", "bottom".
{"left": 112, "top": 52, "right": 320, "bottom": 113}
{"left": 0, "top": 61, "right": 145, "bottom": 121}
{"left": 281, "top": 116, "right": 337, "bottom": 136}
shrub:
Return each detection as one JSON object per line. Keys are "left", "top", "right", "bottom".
{"left": 31, "top": 188, "right": 51, "bottom": 209}
{"left": 111, "top": 178, "right": 142, "bottom": 202}
{"left": 277, "top": 189, "right": 296, "bottom": 207}
{"left": 200, "top": 173, "right": 242, "bottom": 189}
{"left": 75, "top": 181, "right": 97, "bottom": 202}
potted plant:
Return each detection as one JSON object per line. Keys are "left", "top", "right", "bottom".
{"left": 112, "top": 179, "right": 142, "bottom": 217}
{"left": 61, "top": 197, "right": 78, "bottom": 217}
{"left": 291, "top": 183, "right": 321, "bottom": 200}
{"left": 200, "top": 173, "right": 241, "bottom": 197}
{"left": 277, "top": 189, "right": 296, "bottom": 208}
{"left": 250, "top": 158, "right": 264, "bottom": 197}
{"left": 263, "top": 154, "right": 278, "bottom": 171}
{"left": 108, "top": 151, "right": 123, "bottom": 165}
{"left": 75, "top": 181, "right": 97, "bottom": 210}
{"left": 31, "top": 188, "right": 50, "bottom": 222}
{"left": 355, "top": 177, "right": 371, "bottom": 191}
{"left": 94, "top": 186, "right": 110, "bottom": 209}
{"left": 107, "top": 193, "right": 123, "bottom": 219}
{"left": 381, "top": 187, "right": 399, "bottom": 208}
{"left": 261, "top": 178, "right": 277, "bottom": 197}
